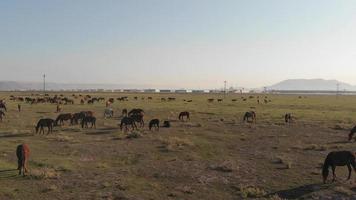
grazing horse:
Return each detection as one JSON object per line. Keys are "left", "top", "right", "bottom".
{"left": 163, "top": 121, "right": 171, "bottom": 128}
{"left": 285, "top": 113, "right": 293, "bottom": 123}
{"left": 243, "top": 111, "right": 256, "bottom": 123}
{"left": 81, "top": 116, "right": 96, "bottom": 128}
{"left": 322, "top": 151, "right": 356, "bottom": 183}
{"left": 179, "top": 112, "right": 190, "bottom": 121}
{"left": 0, "top": 111, "right": 5, "bottom": 122}
{"left": 16, "top": 144, "right": 30, "bottom": 176}
{"left": 55, "top": 113, "right": 73, "bottom": 126}
{"left": 104, "top": 108, "right": 114, "bottom": 118}
{"left": 36, "top": 118, "right": 55, "bottom": 134}
{"left": 120, "top": 117, "right": 137, "bottom": 131}
{"left": 149, "top": 119, "right": 160, "bottom": 131}
{"left": 348, "top": 126, "right": 356, "bottom": 141}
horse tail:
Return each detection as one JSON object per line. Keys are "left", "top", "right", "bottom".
{"left": 16, "top": 145, "right": 23, "bottom": 170}
{"left": 35, "top": 120, "right": 41, "bottom": 133}
{"left": 322, "top": 156, "right": 331, "bottom": 183}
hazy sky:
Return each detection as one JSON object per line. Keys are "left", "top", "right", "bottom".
{"left": 1, "top": 0, "right": 356, "bottom": 89}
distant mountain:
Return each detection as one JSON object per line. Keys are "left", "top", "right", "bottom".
{"left": 268, "top": 79, "right": 356, "bottom": 91}
{"left": 0, "top": 81, "right": 142, "bottom": 91}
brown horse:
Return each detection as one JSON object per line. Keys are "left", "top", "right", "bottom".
{"left": 36, "top": 118, "right": 55, "bottom": 134}
{"left": 322, "top": 151, "right": 356, "bottom": 183}
{"left": 243, "top": 111, "right": 256, "bottom": 123}
{"left": 179, "top": 112, "right": 190, "bottom": 121}
{"left": 16, "top": 144, "right": 30, "bottom": 176}
{"left": 55, "top": 113, "right": 73, "bottom": 126}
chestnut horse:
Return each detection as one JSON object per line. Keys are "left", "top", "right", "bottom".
{"left": 16, "top": 144, "right": 30, "bottom": 176}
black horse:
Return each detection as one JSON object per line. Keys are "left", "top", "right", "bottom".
{"left": 36, "top": 118, "right": 55, "bottom": 134}
{"left": 128, "top": 108, "right": 144, "bottom": 116}
{"left": 120, "top": 117, "right": 137, "bottom": 131}
{"left": 179, "top": 112, "right": 190, "bottom": 121}
{"left": 285, "top": 113, "right": 293, "bottom": 123}
{"left": 322, "top": 151, "right": 356, "bottom": 183}
{"left": 243, "top": 111, "right": 256, "bottom": 123}
{"left": 81, "top": 116, "right": 96, "bottom": 128}
{"left": 149, "top": 119, "right": 160, "bottom": 131}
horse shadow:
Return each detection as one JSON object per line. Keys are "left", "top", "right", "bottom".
{"left": 0, "top": 169, "right": 18, "bottom": 179}
{"left": 327, "top": 140, "right": 349, "bottom": 145}
{"left": 0, "top": 133, "right": 33, "bottom": 138}
{"left": 271, "top": 183, "right": 327, "bottom": 199}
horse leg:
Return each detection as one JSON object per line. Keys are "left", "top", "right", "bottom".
{"left": 347, "top": 164, "right": 352, "bottom": 180}
{"left": 332, "top": 165, "right": 336, "bottom": 182}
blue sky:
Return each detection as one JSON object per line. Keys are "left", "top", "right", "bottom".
{"left": 0, "top": 0, "right": 355, "bottom": 89}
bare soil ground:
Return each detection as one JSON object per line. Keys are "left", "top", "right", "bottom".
{"left": 0, "top": 92, "right": 356, "bottom": 199}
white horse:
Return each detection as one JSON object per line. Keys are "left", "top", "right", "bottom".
{"left": 104, "top": 108, "right": 114, "bottom": 118}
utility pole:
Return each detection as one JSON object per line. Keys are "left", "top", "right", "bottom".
{"left": 43, "top": 74, "right": 46, "bottom": 94}
{"left": 336, "top": 82, "right": 340, "bottom": 97}
{"left": 224, "top": 80, "right": 227, "bottom": 98}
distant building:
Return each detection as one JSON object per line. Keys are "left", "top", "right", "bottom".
{"left": 159, "top": 89, "right": 172, "bottom": 93}
{"left": 144, "top": 89, "right": 158, "bottom": 93}
{"left": 192, "top": 90, "right": 205, "bottom": 93}
{"left": 175, "top": 89, "right": 187, "bottom": 93}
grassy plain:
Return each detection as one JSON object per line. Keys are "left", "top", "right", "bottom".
{"left": 0, "top": 92, "right": 356, "bottom": 199}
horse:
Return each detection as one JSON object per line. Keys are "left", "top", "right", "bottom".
{"left": 207, "top": 98, "right": 214, "bottom": 103}
{"left": 104, "top": 108, "right": 114, "bottom": 118}
{"left": 149, "top": 119, "right": 160, "bottom": 131}
{"left": 128, "top": 108, "right": 144, "bottom": 116}
{"left": 217, "top": 99, "right": 223, "bottom": 102}
{"left": 16, "top": 144, "right": 30, "bottom": 176}
{"left": 55, "top": 113, "right": 73, "bottom": 126}
{"left": 36, "top": 118, "right": 55, "bottom": 134}
{"left": 71, "top": 112, "right": 86, "bottom": 125}
{"left": 322, "top": 151, "right": 356, "bottom": 183}
{"left": 120, "top": 117, "right": 137, "bottom": 131}
{"left": 348, "top": 126, "right": 356, "bottom": 141}
{"left": 131, "top": 114, "right": 144, "bottom": 128}
{"left": 179, "top": 112, "right": 190, "bottom": 121}
{"left": 81, "top": 116, "right": 96, "bottom": 128}
{"left": 243, "top": 111, "right": 256, "bottom": 123}
{"left": 0, "top": 111, "right": 5, "bottom": 122}
{"left": 285, "top": 113, "right": 293, "bottom": 123}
